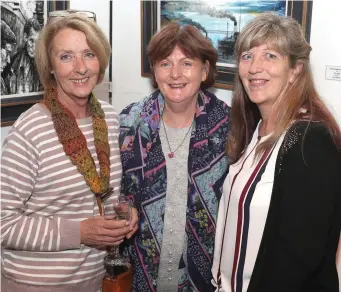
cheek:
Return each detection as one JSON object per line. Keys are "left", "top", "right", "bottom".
{"left": 89, "top": 61, "right": 100, "bottom": 74}
{"left": 53, "top": 63, "right": 73, "bottom": 79}
{"left": 154, "top": 71, "right": 165, "bottom": 85}
{"left": 238, "top": 65, "right": 248, "bottom": 79}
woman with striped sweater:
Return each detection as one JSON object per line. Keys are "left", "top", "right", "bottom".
{"left": 1, "top": 12, "right": 137, "bottom": 292}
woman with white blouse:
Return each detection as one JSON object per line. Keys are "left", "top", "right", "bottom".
{"left": 212, "top": 12, "right": 341, "bottom": 292}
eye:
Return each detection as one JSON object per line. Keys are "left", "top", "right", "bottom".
{"left": 84, "top": 51, "right": 96, "bottom": 59}
{"left": 266, "top": 52, "right": 278, "bottom": 60}
{"left": 240, "top": 53, "right": 252, "bottom": 61}
{"left": 59, "top": 54, "right": 73, "bottom": 62}
{"left": 159, "top": 61, "right": 171, "bottom": 68}
{"left": 183, "top": 61, "right": 193, "bottom": 67}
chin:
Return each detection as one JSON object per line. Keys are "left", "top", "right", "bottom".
{"left": 69, "top": 90, "right": 92, "bottom": 99}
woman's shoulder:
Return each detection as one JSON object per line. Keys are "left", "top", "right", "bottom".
{"left": 12, "top": 103, "right": 50, "bottom": 130}
{"left": 98, "top": 99, "right": 119, "bottom": 120}
{"left": 282, "top": 120, "right": 340, "bottom": 163}
{"left": 289, "top": 120, "right": 330, "bottom": 134}
{"left": 200, "top": 89, "right": 231, "bottom": 118}
{"left": 201, "top": 89, "right": 229, "bottom": 107}
{"left": 119, "top": 92, "right": 156, "bottom": 128}
{"left": 286, "top": 121, "right": 337, "bottom": 146}
{"left": 4, "top": 103, "right": 52, "bottom": 148}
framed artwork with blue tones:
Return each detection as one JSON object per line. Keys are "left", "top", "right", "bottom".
{"left": 141, "top": 0, "right": 313, "bottom": 90}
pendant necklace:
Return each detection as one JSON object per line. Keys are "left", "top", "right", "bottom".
{"left": 161, "top": 117, "right": 193, "bottom": 159}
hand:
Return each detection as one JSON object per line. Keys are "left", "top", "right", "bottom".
{"left": 126, "top": 207, "right": 138, "bottom": 239}
{"left": 80, "top": 216, "right": 131, "bottom": 247}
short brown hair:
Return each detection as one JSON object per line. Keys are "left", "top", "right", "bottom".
{"left": 35, "top": 14, "right": 111, "bottom": 89}
{"left": 147, "top": 22, "right": 218, "bottom": 89}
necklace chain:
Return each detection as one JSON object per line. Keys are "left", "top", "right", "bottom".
{"left": 161, "top": 118, "right": 193, "bottom": 158}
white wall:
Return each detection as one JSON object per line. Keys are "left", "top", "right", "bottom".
{"left": 1, "top": 0, "right": 341, "bottom": 285}
{"left": 309, "top": 0, "right": 341, "bottom": 281}
{"left": 1, "top": 0, "right": 340, "bottom": 143}
{"left": 310, "top": 1, "right": 341, "bottom": 126}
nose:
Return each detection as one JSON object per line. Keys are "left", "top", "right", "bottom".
{"left": 6, "top": 55, "right": 10, "bottom": 64}
{"left": 74, "top": 55, "right": 87, "bottom": 75}
{"left": 249, "top": 57, "right": 264, "bottom": 74}
{"left": 170, "top": 64, "right": 181, "bottom": 79}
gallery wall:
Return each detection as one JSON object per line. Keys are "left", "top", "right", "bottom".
{"left": 2, "top": 0, "right": 340, "bottom": 141}
{"left": 0, "top": 0, "right": 341, "bottom": 286}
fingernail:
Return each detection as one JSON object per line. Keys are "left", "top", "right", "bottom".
{"left": 125, "top": 221, "right": 130, "bottom": 226}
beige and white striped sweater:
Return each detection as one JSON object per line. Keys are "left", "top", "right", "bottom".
{"left": 1, "top": 101, "right": 122, "bottom": 292}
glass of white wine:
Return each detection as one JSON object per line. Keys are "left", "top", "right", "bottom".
{"left": 103, "top": 192, "right": 132, "bottom": 278}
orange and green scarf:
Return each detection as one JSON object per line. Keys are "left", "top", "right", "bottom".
{"left": 43, "top": 88, "right": 110, "bottom": 195}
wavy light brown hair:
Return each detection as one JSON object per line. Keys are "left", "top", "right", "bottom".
{"left": 227, "top": 12, "right": 341, "bottom": 164}
{"left": 147, "top": 22, "right": 218, "bottom": 89}
{"left": 35, "top": 14, "right": 111, "bottom": 89}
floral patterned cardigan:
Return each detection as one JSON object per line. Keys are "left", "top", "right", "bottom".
{"left": 119, "top": 89, "right": 230, "bottom": 291}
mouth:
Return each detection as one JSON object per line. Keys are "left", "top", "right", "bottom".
{"left": 249, "top": 79, "right": 268, "bottom": 86}
{"left": 71, "top": 77, "right": 89, "bottom": 84}
{"left": 168, "top": 83, "right": 186, "bottom": 89}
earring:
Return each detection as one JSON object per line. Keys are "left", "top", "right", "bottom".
{"left": 50, "top": 71, "right": 54, "bottom": 74}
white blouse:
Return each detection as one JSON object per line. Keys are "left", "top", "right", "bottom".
{"left": 212, "top": 123, "right": 286, "bottom": 292}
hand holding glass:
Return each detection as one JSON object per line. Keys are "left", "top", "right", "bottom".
{"left": 103, "top": 194, "right": 132, "bottom": 278}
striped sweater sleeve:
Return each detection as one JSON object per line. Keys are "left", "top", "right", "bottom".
{"left": 0, "top": 126, "right": 80, "bottom": 252}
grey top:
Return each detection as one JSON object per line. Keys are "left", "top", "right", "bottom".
{"left": 157, "top": 121, "right": 192, "bottom": 291}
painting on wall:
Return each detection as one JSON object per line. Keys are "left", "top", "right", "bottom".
{"left": 1, "top": 0, "right": 69, "bottom": 127}
{"left": 141, "top": 0, "right": 313, "bottom": 90}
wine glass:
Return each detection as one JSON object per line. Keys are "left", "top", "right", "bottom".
{"left": 103, "top": 192, "right": 132, "bottom": 278}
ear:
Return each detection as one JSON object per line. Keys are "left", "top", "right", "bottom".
{"left": 201, "top": 60, "right": 209, "bottom": 82}
{"left": 289, "top": 62, "right": 303, "bottom": 84}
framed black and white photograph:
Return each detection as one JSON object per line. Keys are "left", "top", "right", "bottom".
{"left": 1, "top": 0, "right": 69, "bottom": 127}
{"left": 141, "top": 0, "right": 313, "bottom": 90}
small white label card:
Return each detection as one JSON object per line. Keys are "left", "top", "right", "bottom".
{"left": 325, "top": 65, "right": 341, "bottom": 81}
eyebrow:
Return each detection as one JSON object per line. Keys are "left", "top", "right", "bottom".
{"left": 56, "top": 50, "right": 74, "bottom": 54}
{"left": 55, "top": 49, "right": 92, "bottom": 54}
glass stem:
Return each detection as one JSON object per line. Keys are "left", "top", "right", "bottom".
{"left": 108, "top": 245, "right": 120, "bottom": 257}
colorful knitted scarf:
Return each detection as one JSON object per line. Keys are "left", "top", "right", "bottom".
{"left": 43, "top": 87, "right": 110, "bottom": 195}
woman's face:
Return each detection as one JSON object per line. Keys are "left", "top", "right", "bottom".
{"left": 238, "top": 43, "right": 299, "bottom": 112}
{"left": 50, "top": 28, "right": 100, "bottom": 105}
{"left": 154, "top": 45, "right": 208, "bottom": 105}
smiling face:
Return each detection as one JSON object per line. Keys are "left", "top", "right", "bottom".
{"left": 238, "top": 43, "right": 299, "bottom": 114}
{"left": 50, "top": 28, "right": 100, "bottom": 108}
{"left": 154, "top": 45, "right": 208, "bottom": 105}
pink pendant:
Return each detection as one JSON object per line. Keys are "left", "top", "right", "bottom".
{"left": 168, "top": 152, "right": 174, "bottom": 158}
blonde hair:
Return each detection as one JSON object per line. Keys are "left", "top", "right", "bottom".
{"left": 227, "top": 12, "right": 341, "bottom": 163}
{"left": 35, "top": 14, "right": 111, "bottom": 89}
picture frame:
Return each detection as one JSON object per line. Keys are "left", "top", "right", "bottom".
{"left": 141, "top": 1, "right": 313, "bottom": 90}
{"left": 1, "top": 0, "right": 70, "bottom": 127}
